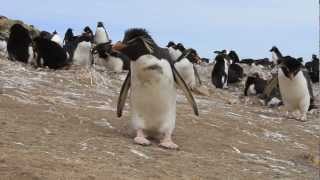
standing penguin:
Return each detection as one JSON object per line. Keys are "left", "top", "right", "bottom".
{"left": 113, "top": 28, "right": 198, "bottom": 149}
{"left": 166, "top": 42, "right": 202, "bottom": 89}
{"left": 51, "top": 30, "right": 63, "bottom": 47}
{"left": 278, "top": 56, "right": 312, "bottom": 121}
{"left": 211, "top": 51, "right": 229, "bottom": 89}
{"left": 270, "top": 46, "right": 283, "bottom": 65}
{"left": 7, "top": 24, "right": 34, "bottom": 64}
{"left": 227, "top": 50, "right": 244, "bottom": 83}
{"left": 72, "top": 35, "right": 93, "bottom": 67}
{"left": 94, "top": 22, "right": 111, "bottom": 44}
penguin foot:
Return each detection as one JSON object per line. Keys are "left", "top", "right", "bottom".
{"left": 134, "top": 137, "right": 151, "bottom": 146}
{"left": 159, "top": 140, "right": 179, "bottom": 149}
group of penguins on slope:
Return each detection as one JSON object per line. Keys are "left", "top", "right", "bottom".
{"left": 0, "top": 22, "right": 319, "bottom": 149}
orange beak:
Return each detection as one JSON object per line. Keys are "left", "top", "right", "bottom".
{"left": 112, "top": 41, "right": 126, "bottom": 52}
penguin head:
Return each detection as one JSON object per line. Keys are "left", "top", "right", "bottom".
{"left": 186, "top": 48, "right": 202, "bottom": 64}
{"left": 112, "top": 28, "right": 156, "bottom": 61}
{"left": 64, "top": 28, "right": 74, "bottom": 41}
{"left": 97, "top": 22, "right": 104, "bottom": 28}
{"left": 52, "top": 30, "right": 57, "bottom": 35}
{"left": 228, "top": 50, "right": 240, "bottom": 63}
{"left": 9, "top": 23, "right": 32, "bottom": 43}
{"left": 84, "top": 26, "right": 92, "bottom": 33}
{"left": 279, "top": 56, "right": 303, "bottom": 80}
{"left": 39, "top": 31, "right": 52, "bottom": 40}
{"left": 214, "top": 50, "right": 227, "bottom": 55}
{"left": 176, "top": 43, "right": 186, "bottom": 52}
{"left": 270, "top": 46, "right": 278, "bottom": 52}
{"left": 167, "top": 41, "right": 176, "bottom": 48}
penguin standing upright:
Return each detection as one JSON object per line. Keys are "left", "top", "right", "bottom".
{"left": 113, "top": 28, "right": 198, "bottom": 149}
{"left": 72, "top": 35, "right": 92, "bottom": 67}
{"left": 211, "top": 51, "right": 229, "bottom": 89}
{"left": 167, "top": 42, "right": 202, "bottom": 90}
{"left": 94, "top": 22, "right": 111, "bottom": 44}
{"left": 51, "top": 30, "right": 63, "bottom": 47}
{"left": 7, "top": 24, "right": 34, "bottom": 64}
{"left": 278, "top": 56, "right": 312, "bottom": 121}
{"left": 227, "top": 50, "right": 244, "bottom": 83}
{"left": 270, "top": 46, "right": 283, "bottom": 65}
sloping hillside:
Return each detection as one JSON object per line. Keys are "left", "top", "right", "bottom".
{"left": 0, "top": 57, "right": 319, "bottom": 180}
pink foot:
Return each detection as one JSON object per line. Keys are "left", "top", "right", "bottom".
{"left": 134, "top": 137, "right": 151, "bottom": 146}
{"left": 159, "top": 140, "right": 179, "bottom": 149}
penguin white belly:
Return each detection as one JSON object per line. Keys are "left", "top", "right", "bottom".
{"left": 174, "top": 58, "right": 196, "bottom": 89}
{"left": 223, "top": 59, "right": 229, "bottom": 88}
{"left": 106, "top": 56, "right": 123, "bottom": 72}
{"left": 73, "top": 42, "right": 92, "bottom": 66}
{"left": 248, "top": 84, "right": 256, "bottom": 95}
{"left": 130, "top": 55, "right": 176, "bottom": 133}
{"left": 168, "top": 47, "right": 182, "bottom": 60}
{"left": 51, "top": 35, "right": 63, "bottom": 47}
{"left": 27, "top": 46, "right": 35, "bottom": 65}
{"left": 278, "top": 70, "right": 310, "bottom": 112}
{"left": 272, "top": 52, "right": 278, "bottom": 65}
{"left": 94, "top": 28, "right": 109, "bottom": 44}
{"left": 0, "top": 40, "right": 7, "bottom": 57}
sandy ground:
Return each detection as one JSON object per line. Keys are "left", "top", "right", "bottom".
{"left": 0, "top": 57, "right": 319, "bottom": 180}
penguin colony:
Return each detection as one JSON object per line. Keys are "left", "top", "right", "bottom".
{"left": 1, "top": 22, "right": 318, "bottom": 149}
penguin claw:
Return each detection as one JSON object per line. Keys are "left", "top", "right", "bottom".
{"left": 159, "top": 141, "right": 179, "bottom": 150}
{"left": 134, "top": 137, "right": 151, "bottom": 146}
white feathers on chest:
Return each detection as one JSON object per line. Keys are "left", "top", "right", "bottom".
{"left": 130, "top": 55, "right": 176, "bottom": 133}
{"left": 94, "top": 27, "right": 110, "bottom": 44}
{"left": 168, "top": 47, "right": 196, "bottom": 89}
{"left": 51, "top": 34, "right": 63, "bottom": 47}
{"left": 73, "top": 41, "right": 92, "bottom": 67}
{"left": 278, "top": 69, "right": 310, "bottom": 112}
{"left": 94, "top": 55, "right": 123, "bottom": 72}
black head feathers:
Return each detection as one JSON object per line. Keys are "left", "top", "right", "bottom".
{"left": 97, "top": 22, "right": 104, "bottom": 28}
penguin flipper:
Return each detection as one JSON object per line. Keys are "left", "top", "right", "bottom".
{"left": 117, "top": 71, "right": 131, "bottom": 117}
{"left": 172, "top": 66, "right": 199, "bottom": 116}
{"left": 193, "top": 64, "right": 202, "bottom": 85}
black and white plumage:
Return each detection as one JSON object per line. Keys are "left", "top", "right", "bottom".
{"left": 114, "top": 28, "right": 198, "bottom": 149}
{"left": 305, "top": 54, "right": 319, "bottom": 83}
{"left": 63, "top": 28, "right": 78, "bottom": 60}
{"left": 270, "top": 46, "right": 283, "bottom": 65}
{"left": 92, "top": 42, "right": 130, "bottom": 72}
{"left": 51, "top": 30, "right": 63, "bottom": 47}
{"left": 83, "top": 26, "right": 94, "bottom": 42}
{"left": 94, "top": 22, "right": 110, "bottom": 44}
{"left": 0, "top": 36, "right": 7, "bottom": 57}
{"left": 211, "top": 52, "right": 229, "bottom": 89}
{"left": 244, "top": 73, "right": 267, "bottom": 96}
{"left": 72, "top": 35, "right": 93, "bottom": 67}
{"left": 7, "top": 24, "right": 34, "bottom": 63}
{"left": 227, "top": 50, "right": 244, "bottom": 83}
{"left": 278, "top": 56, "right": 313, "bottom": 121}
{"left": 33, "top": 36, "right": 69, "bottom": 69}
{"left": 167, "top": 42, "right": 202, "bottom": 89}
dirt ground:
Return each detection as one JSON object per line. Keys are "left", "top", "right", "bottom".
{"left": 0, "top": 58, "right": 319, "bottom": 180}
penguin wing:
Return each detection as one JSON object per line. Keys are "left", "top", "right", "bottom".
{"left": 117, "top": 71, "right": 131, "bottom": 117}
{"left": 172, "top": 65, "right": 199, "bottom": 116}
{"left": 193, "top": 64, "right": 202, "bottom": 85}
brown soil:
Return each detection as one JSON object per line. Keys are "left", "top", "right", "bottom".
{"left": 0, "top": 58, "right": 319, "bottom": 180}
